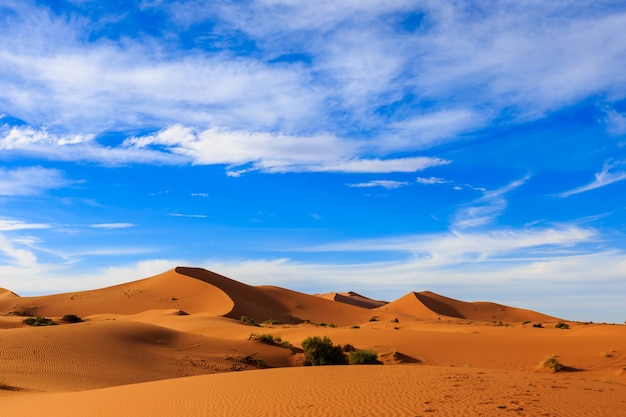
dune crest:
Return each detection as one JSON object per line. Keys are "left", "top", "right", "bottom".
{"left": 316, "top": 291, "right": 387, "bottom": 309}
{"left": 379, "top": 290, "right": 560, "bottom": 322}
{"left": 0, "top": 268, "right": 235, "bottom": 317}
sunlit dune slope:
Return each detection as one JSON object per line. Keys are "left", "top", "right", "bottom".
{"left": 316, "top": 291, "right": 387, "bottom": 309}
{"left": 0, "top": 268, "right": 234, "bottom": 317}
{"left": 0, "top": 317, "right": 295, "bottom": 392}
{"left": 378, "top": 291, "right": 560, "bottom": 322}
{"left": 0, "top": 266, "right": 559, "bottom": 325}
{"left": 3, "top": 366, "right": 626, "bottom": 417}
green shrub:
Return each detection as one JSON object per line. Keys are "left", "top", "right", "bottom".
{"left": 369, "top": 316, "right": 378, "bottom": 322}
{"left": 241, "top": 316, "right": 260, "bottom": 326}
{"left": 62, "top": 314, "right": 83, "bottom": 323}
{"left": 539, "top": 355, "right": 564, "bottom": 372}
{"left": 532, "top": 323, "right": 543, "bottom": 328}
{"left": 252, "top": 333, "right": 278, "bottom": 344}
{"left": 23, "top": 316, "right": 56, "bottom": 326}
{"left": 555, "top": 322, "right": 570, "bottom": 329}
{"left": 349, "top": 349, "right": 382, "bottom": 365}
{"left": 301, "top": 336, "right": 348, "bottom": 366}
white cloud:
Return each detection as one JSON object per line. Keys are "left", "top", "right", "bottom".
{"left": 303, "top": 224, "right": 597, "bottom": 265}
{"left": 416, "top": 176, "right": 449, "bottom": 185}
{"left": 1, "top": 2, "right": 624, "bottom": 169}
{"left": 125, "top": 125, "right": 450, "bottom": 174}
{"left": 90, "top": 223, "right": 136, "bottom": 229}
{"left": 559, "top": 161, "right": 626, "bottom": 197}
{"left": 0, "top": 125, "right": 184, "bottom": 165}
{"left": 347, "top": 180, "right": 410, "bottom": 189}
{"left": 304, "top": 157, "right": 449, "bottom": 174}
{"left": 0, "top": 233, "right": 38, "bottom": 267}
{"left": 0, "top": 166, "right": 74, "bottom": 196}
{"left": 0, "top": 219, "right": 51, "bottom": 231}
{"left": 168, "top": 213, "right": 208, "bottom": 218}
{"left": 603, "top": 107, "right": 626, "bottom": 136}
{"left": 453, "top": 175, "right": 530, "bottom": 229}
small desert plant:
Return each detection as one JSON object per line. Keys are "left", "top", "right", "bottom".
{"left": 532, "top": 323, "right": 543, "bottom": 328}
{"left": 522, "top": 321, "right": 532, "bottom": 325}
{"left": 393, "top": 318, "right": 399, "bottom": 323}
{"left": 241, "top": 316, "right": 260, "bottom": 327}
{"left": 539, "top": 355, "right": 564, "bottom": 372}
{"left": 349, "top": 349, "right": 382, "bottom": 365}
{"left": 263, "top": 319, "right": 281, "bottom": 325}
{"left": 62, "top": 314, "right": 83, "bottom": 323}
{"left": 301, "top": 336, "right": 348, "bottom": 366}
{"left": 555, "top": 322, "right": 570, "bottom": 329}
{"left": 369, "top": 316, "right": 378, "bottom": 322}
{"left": 244, "top": 355, "right": 268, "bottom": 368}
{"left": 351, "top": 325, "right": 360, "bottom": 329}
{"left": 23, "top": 316, "right": 56, "bottom": 326}
{"left": 253, "top": 333, "right": 278, "bottom": 344}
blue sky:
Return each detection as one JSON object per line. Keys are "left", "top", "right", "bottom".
{"left": 1, "top": 1, "right": 626, "bottom": 322}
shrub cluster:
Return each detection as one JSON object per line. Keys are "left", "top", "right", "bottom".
{"left": 301, "top": 336, "right": 348, "bottom": 366}
{"left": 241, "top": 316, "right": 260, "bottom": 327}
{"left": 62, "top": 314, "right": 83, "bottom": 323}
{"left": 539, "top": 355, "right": 564, "bottom": 372}
{"left": 23, "top": 316, "right": 56, "bottom": 326}
{"left": 349, "top": 349, "right": 382, "bottom": 365}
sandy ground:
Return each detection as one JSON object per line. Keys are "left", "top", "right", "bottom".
{"left": 1, "top": 267, "right": 625, "bottom": 416}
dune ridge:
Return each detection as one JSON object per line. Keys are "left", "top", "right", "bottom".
{"left": 316, "top": 291, "right": 388, "bottom": 309}
{"left": 2, "top": 266, "right": 625, "bottom": 416}
{"left": 379, "top": 290, "right": 559, "bottom": 322}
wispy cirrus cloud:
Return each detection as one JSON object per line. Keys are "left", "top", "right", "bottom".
{"left": 559, "top": 161, "right": 626, "bottom": 198}
{"left": 124, "top": 125, "right": 450, "bottom": 174}
{"left": 0, "top": 233, "right": 38, "bottom": 267}
{"left": 346, "top": 180, "right": 410, "bottom": 189}
{"left": 0, "top": 166, "right": 74, "bottom": 196}
{"left": 90, "top": 223, "right": 136, "bottom": 229}
{"left": 452, "top": 175, "right": 530, "bottom": 229}
{"left": 602, "top": 107, "right": 626, "bottom": 136}
{"left": 0, "top": 219, "right": 51, "bottom": 231}
{"left": 416, "top": 176, "right": 450, "bottom": 185}
{"left": 168, "top": 213, "right": 208, "bottom": 218}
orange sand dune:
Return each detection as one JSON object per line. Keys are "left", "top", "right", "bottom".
{"left": 316, "top": 291, "right": 388, "bottom": 309}
{"left": 2, "top": 266, "right": 626, "bottom": 416}
{"left": 0, "top": 317, "right": 295, "bottom": 392}
{"left": 3, "top": 365, "right": 626, "bottom": 417}
{"left": 379, "top": 290, "right": 560, "bottom": 322}
{"left": 0, "top": 268, "right": 234, "bottom": 317}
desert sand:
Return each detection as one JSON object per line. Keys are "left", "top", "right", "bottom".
{"left": 1, "top": 266, "right": 625, "bottom": 416}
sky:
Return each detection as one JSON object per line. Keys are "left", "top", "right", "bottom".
{"left": 1, "top": 1, "right": 626, "bottom": 322}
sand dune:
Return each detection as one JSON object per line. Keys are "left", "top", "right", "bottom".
{"left": 1, "top": 266, "right": 625, "bottom": 416}
{"left": 379, "top": 290, "right": 559, "bottom": 322}
{"left": 3, "top": 365, "right": 626, "bottom": 417}
{"left": 316, "top": 291, "right": 388, "bottom": 309}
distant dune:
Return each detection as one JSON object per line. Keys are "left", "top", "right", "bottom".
{"left": 1, "top": 266, "right": 624, "bottom": 416}
{"left": 379, "top": 290, "right": 559, "bottom": 323}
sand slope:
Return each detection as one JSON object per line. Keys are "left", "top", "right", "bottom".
{"left": 379, "top": 290, "right": 559, "bottom": 322}
{"left": 316, "top": 291, "right": 388, "bottom": 309}
{"left": 3, "top": 366, "right": 626, "bottom": 417}
{"left": 2, "top": 266, "right": 625, "bottom": 416}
